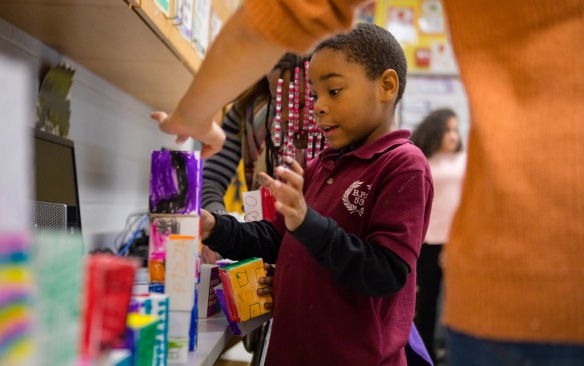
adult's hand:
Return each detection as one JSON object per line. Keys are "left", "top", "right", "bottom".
{"left": 150, "top": 111, "right": 226, "bottom": 159}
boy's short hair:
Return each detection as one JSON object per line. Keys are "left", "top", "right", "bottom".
{"left": 314, "top": 23, "right": 407, "bottom": 104}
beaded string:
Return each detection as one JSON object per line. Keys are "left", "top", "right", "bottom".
{"left": 271, "top": 57, "right": 327, "bottom": 175}
{"left": 286, "top": 78, "right": 295, "bottom": 160}
{"left": 306, "top": 96, "right": 316, "bottom": 161}
{"left": 293, "top": 65, "right": 300, "bottom": 136}
{"left": 302, "top": 61, "right": 310, "bottom": 138}
{"left": 274, "top": 78, "right": 283, "bottom": 154}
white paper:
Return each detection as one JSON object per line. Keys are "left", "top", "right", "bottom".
{"left": 209, "top": 9, "right": 223, "bottom": 48}
{"left": 386, "top": 7, "right": 417, "bottom": 44}
{"left": 242, "top": 190, "right": 263, "bottom": 222}
{"left": 0, "top": 55, "right": 32, "bottom": 232}
{"left": 176, "top": 0, "right": 194, "bottom": 39}
{"left": 192, "top": 0, "right": 211, "bottom": 57}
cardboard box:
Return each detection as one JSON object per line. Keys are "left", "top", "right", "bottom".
{"left": 214, "top": 284, "right": 272, "bottom": 337}
{"left": 149, "top": 150, "right": 202, "bottom": 215}
{"left": 197, "top": 264, "right": 221, "bottom": 318}
{"left": 218, "top": 258, "right": 272, "bottom": 322}
{"left": 129, "top": 293, "right": 169, "bottom": 366}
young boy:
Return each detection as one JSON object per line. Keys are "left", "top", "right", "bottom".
{"left": 201, "top": 23, "right": 433, "bottom": 365}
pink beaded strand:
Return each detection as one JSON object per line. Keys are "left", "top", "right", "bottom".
{"left": 302, "top": 61, "right": 310, "bottom": 137}
{"left": 286, "top": 80, "right": 295, "bottom": 159}
{"left": 274, "top": 78, "right": 283, "bottom": 150}
{"left": 293, "top": 66, "right": 300, "bottom": 135}
{"left": 314, "top": 132, "right": 323, "bottom": 157}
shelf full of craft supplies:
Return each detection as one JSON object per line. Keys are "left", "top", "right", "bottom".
{"left": 0, "top": 0, "right": 239, "bottom": 113}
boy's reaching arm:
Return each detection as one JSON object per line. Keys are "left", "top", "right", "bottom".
{"left": 201, "top": 209, "right": 282, "bottom": 263}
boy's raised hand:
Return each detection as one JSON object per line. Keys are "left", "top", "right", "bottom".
{"left": 257, "top": 157, "right": 307, "bottom": 232}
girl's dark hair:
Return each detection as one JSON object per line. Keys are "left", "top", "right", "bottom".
{"left": 264, "top": 53, "right": 312, "bottom": 177}
{"left": 233, "top": 76, "right": 270, "bottom": 116}
{"left": 410, "top": 108, "right": 462, "bottom": 157}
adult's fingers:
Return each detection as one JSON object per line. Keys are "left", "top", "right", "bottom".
{"left": 199, "top": 124, "right": 226, "bottom": 158}
{"left": 150, "top": 111, "right": 168, "bottom": 123}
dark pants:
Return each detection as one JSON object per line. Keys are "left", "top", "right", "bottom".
{"left": 448, "top": 328, "right": 584, "bottom": 366}
{"left": 415, "top": 243, "right": 443, "bottom": 363}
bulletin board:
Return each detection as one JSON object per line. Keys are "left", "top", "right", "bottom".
{"left": 357, "top": 0, "right": 458, "bottom": 75}
{"left": 355, "top": 0, "right": 469, "bottom": 142}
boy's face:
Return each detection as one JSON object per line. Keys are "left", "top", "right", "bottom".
{"left": 308, "top": 49, "right": 395, "bottom": 150}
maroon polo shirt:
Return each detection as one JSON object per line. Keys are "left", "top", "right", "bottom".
{"left": 265, "top": 130, "right": 433, "bottom": 365}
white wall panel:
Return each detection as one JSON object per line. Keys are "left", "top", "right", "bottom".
{"left": 0, "top": 17, "right": 186, "bottom": 252}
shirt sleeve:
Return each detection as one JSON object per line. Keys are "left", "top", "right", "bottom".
{"left": 203, "top": 213, "right": 282, "bottom": 264}
{"left": 366, "top": 168, "right": 433, "bottom": 271}
{"left": 292, "top": 207, "right": 411, "bottom": 297}
{"left": 201, "top": 106, "right": 244, "bottom": 213}
{"left": 244, "top": 0, "right": 370, "bottom": 53}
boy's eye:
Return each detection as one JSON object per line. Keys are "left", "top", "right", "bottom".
{"left": 329, "top": 89, "right": 341, "bottom": 96}
{"left": 309, "top": 94, "right": 318, "bottom": 101}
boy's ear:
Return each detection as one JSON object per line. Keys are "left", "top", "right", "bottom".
{"left": 379, "top": 69, "right": 399, "bottom": 103}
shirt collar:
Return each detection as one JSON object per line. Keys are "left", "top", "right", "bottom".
{"left": 319, "top": 129, "right": 413, "bottom": 161}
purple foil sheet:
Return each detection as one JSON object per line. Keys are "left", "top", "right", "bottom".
{"left": 149, "top": 151, "right": 202, "bottom": 215}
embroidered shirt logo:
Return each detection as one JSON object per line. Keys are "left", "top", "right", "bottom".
{"left": 342, "top": 181, "right": 370, "bottom": 216}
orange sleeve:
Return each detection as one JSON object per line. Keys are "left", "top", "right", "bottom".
{"left": 244, "top": 0, "right": 370, "bottom": 53}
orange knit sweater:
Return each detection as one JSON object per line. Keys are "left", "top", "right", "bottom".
{"left": 245, "top": 0, "right": 584, "bottom": 345}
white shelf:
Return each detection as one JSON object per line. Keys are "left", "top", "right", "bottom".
{"left": 189, "top": 313, "right": 234, "bottom": 366}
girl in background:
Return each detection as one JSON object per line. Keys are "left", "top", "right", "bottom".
{"left": 410, "top": 108, "right": 466, "bottom": 364}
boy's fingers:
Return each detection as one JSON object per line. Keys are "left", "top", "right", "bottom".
{"left": 257, "top": 172, "right": 275, "bottom": 188}
{"left": 283, "top": 156, "right": 303, "bottom": 175}
{"left": 258, "top": 287, "right": 272, "bottom": 295}
{"left": 265, "top": 264, "right": 275, "bottom": 277}
{"left": 275, "top": 166, "right": 303, "bottom": 191}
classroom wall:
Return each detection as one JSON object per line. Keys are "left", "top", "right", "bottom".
{"left": 0, "top": 17, "right": 183, "bottom": 252}
{"left": 398, "top": 76, "right": 470, "bottom": 147}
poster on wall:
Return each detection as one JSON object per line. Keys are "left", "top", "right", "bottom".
{"left": 374, "top": 0, "right": 458, "bottom": 75}
{"left": 175, "top": 0, "right": 194, "bottom": 40}
{"left": 418, "top": 0, "right": 445, "bottom": 34}
{"left": 154, "top": 0, "right": 174, "bottom": 17}
{"left": 192, "top": 0, "right": 211, "bottom": 58}
{"left": 386, "top": 6, "right": 417, "bottom": 44}
{"left": 209, "top": 8, "right": 223, "bottom": 47}
{"left": 354, "top": 1, "right": 377, "bottom": 24}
